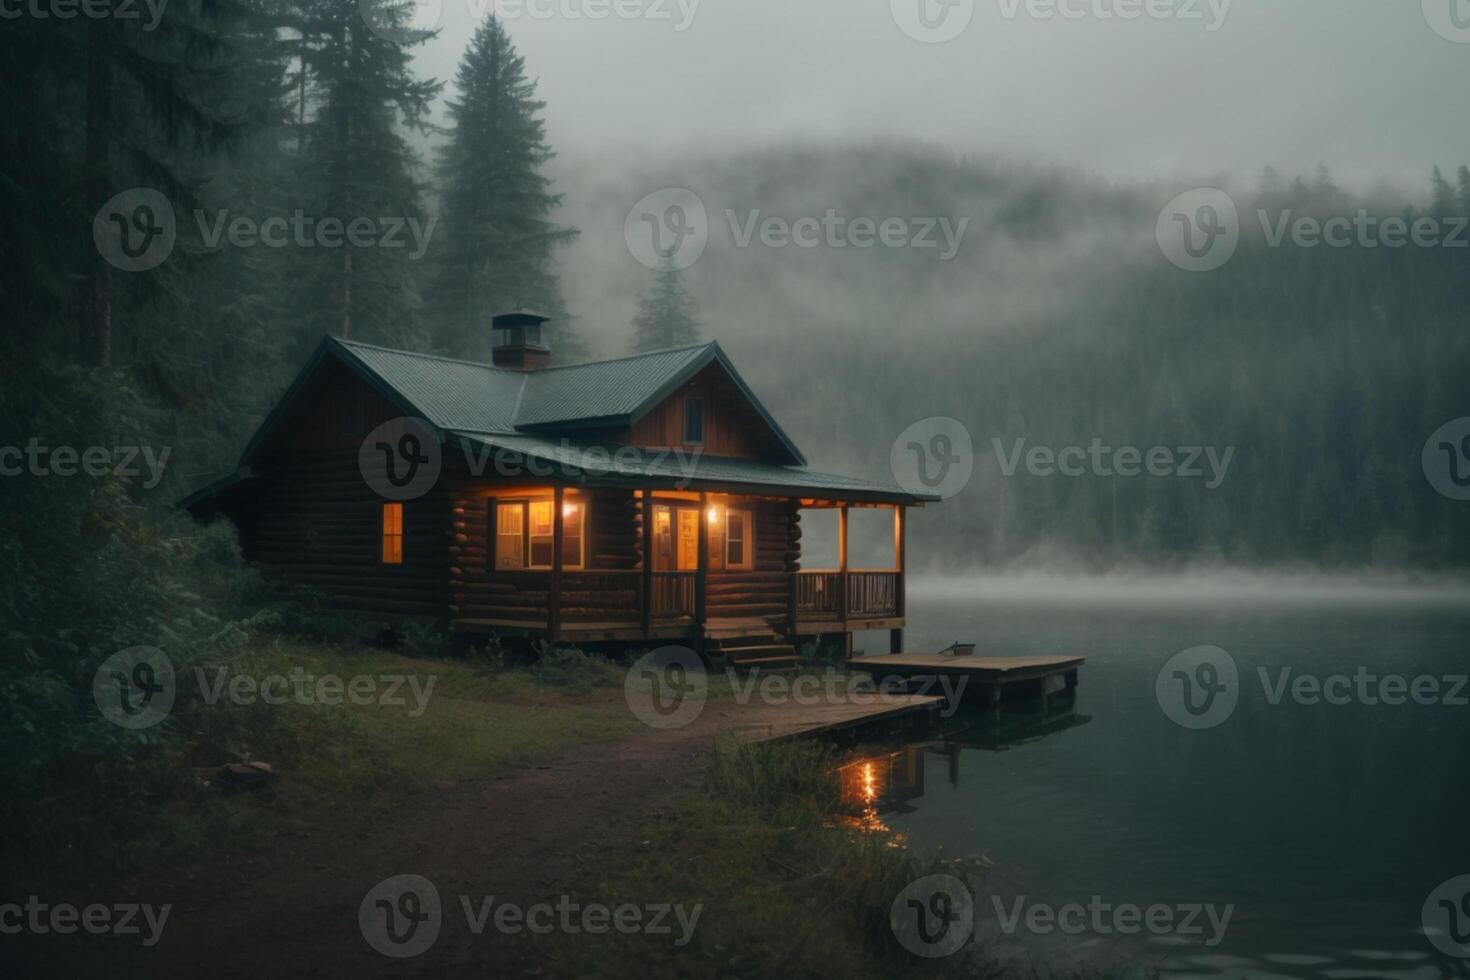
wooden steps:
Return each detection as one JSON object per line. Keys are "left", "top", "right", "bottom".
{"left": 706, "top": 629, "right": 798, "bottom": 671}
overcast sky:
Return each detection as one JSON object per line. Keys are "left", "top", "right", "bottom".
{"left": 405, "top": 0, "right": 1470, "bottom": 190}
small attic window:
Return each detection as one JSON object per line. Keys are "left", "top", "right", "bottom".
{"left": 683, "top": 398, "right": 704, "bottom": 444}
{"left": 494, "top": 324, "right": 543, "bottom": 348}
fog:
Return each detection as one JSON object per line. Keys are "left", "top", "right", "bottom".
{"left": 908, "top": 569, "right": 1470, "bottom": 606}
{"left": 412, "top": 0, "right": 1470, "bottom": 188}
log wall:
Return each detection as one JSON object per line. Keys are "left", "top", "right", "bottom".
{"left": 236, "top": 448, "right": 451, "bottom": 618}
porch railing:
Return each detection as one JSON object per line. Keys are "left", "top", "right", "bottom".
{"left": 796, "top": 570, "right": 901, "bottom": 620}
{"left": 795, "top": 571, "right": 842, "bottom": 617}
{"left": 558, "top": 570, "right": 641, "bottom": 623}
{"left": 847, "top": 570, "right": 899, "bottom": 618}
{"left": 649, "top": 571, "right": 696, "bottom": 620}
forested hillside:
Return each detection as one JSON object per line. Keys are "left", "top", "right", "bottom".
{"left": 556, "top": 150, "right": 1470, "bottom": 570}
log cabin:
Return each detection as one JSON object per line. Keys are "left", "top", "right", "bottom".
{"left": 185, "top": 312, "right": 939, "bottom": 666}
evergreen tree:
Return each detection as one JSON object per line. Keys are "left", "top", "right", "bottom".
{"left": 4, "top": 0, "right": 248, "bottom": 366}
{"left": 631, "top": 255, "right": 702, "bottom": 352}
{"left": 293, "top": 0, "right": 441, "bottom": 348}
{"left": 431, "top": 17, "right": 581, "bottom": 363}
{"left": 1430, "top": 166, "right": 1457, "bottom": 217}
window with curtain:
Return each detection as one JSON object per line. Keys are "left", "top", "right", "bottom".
{"left": 492, "top": 498, "right": 584, "bottom": 570}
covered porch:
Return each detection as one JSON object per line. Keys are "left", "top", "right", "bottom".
{"left": 449, "top": 482, "right": 911, "bottom": 650}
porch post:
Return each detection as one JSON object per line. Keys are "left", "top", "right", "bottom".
{"left": 785, "top": 501, "right": 799, "bottom": 643}
{"left": 549, "top": 485, "right": 564, "bottom": 644}
{"left": 695, "top": 491, "right": 709, "bottom": 646}
{"left": 640, "top": 490, "right": 653, "bottom": 634}
{"left": 837, "top": 503, "right": 849, "bottom": 628}
{"left": 891, "top": 504, "right": 906, "bottom": 653}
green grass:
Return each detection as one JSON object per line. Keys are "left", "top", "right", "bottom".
{"left": 9, "top": 637, "right": 635, "bottom": 889}
{"left": 532, "top": 739, "right": 1149, "bottom": 980}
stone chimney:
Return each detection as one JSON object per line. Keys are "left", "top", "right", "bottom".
{"left": 491, "top": 310, "right": 552, "bottom": 371}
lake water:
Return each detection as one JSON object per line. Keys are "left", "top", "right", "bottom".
{"left": 845, "top": 579, "right": 1470, "bottom": 979}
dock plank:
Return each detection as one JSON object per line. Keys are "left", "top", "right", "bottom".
{"left": 848, "top": 653, "right": 1084, "bottom": 681}
{"left": 708, "top": 693, "right": 946, "bottom": 743}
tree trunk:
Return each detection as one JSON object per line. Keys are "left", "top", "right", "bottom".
{"left": 79, "top": 20, "right": 113, "bottom": 367}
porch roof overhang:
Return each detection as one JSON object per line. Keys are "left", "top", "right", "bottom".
{"left": 450, "top": 432, "right": 939, "bottom": 506}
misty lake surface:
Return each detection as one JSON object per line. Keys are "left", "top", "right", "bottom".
{"left": 849, "top": 579, "right": 1470, "bottom": 979}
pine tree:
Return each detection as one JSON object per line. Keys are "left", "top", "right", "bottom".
{"left": 293, "top": 0, "right": 441, "bottom": 348}
{"left": 1430, "top": 166, "right": 1457, "bottom": 217}
{"left": 631, "top": 255, "right": 701, "bottom": 352}
{"left": 431, "top": 17, "right": 581, "bottom": 363}
{"left": 11, "top": 0, "right": 248, "bottom": 366}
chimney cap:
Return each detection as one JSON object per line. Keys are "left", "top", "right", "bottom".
{"left": 492, "top": 309, "right": 551, "bottom": 328}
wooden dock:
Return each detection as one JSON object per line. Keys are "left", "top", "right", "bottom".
{"left": 711, "top": 693, "right": 947, "bottom": 743}
{"left": 846, "top": 653, "right": 1084, "bottom": 705}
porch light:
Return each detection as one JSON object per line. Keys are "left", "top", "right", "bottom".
{"left": 707, "top": 506, "right": 720, "bottom": 524}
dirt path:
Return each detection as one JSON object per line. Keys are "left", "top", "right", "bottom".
{"left": 10, "top": 700, "right": 826, "bottom": 979}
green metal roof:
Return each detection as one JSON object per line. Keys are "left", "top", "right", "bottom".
{"left": 213, "top": 335, "right": 936, "bottom": 506}
{"left": 331, "top": 337, "right": 805, "bottom": 465}
{"left": 452, "top": 433, "right": 932, "bottom": 503}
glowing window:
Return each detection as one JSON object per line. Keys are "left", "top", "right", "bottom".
{"left": 380, "top": 503, "right": 404, "bottom": 565}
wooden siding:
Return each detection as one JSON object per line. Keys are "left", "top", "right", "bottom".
{"left": 449, "top": 485, "right": 645, "bottom": 624}
{"left": 236, "top": 448, "right": 451, "bottom": 618}
{"left": 252, "top": 357, "right": 403, "bottom": 460}
{"left": 706, "top": 500, "right": 799, "bottom": 620}
{"left": 448, "top": 487, "right": 803, "bottom": 628}
{"left": 623, "top": 362, "right": 784, "bottom": 459}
